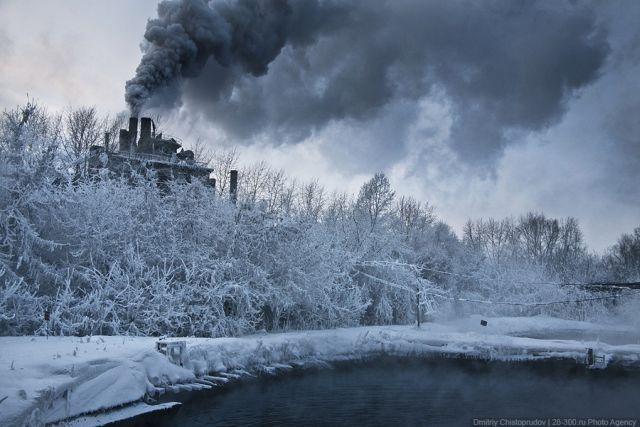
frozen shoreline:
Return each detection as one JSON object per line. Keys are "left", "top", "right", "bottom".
{"left": 1, "top": 315, "right": 639, "bottom": 426}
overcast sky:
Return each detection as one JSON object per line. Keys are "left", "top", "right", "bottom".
{"left": 1, "top": 0, "right": 638, "bottom": 252}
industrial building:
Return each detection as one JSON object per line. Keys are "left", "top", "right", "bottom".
{"left": 88, "top": 117, "right": 215, "bottom": 187}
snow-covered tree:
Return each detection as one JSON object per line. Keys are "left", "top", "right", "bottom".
{"left": 0, "top": 102, "right": 636, "bottom": 336}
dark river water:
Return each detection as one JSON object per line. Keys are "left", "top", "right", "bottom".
{"left": 153, "top": 358, "right": 640, "bottom": 426}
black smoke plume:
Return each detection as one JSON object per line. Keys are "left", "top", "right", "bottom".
{"left": 125, "top": 0, "right": 287, "bottom": 115}
{"left": 126, "top": 0, "right": 609, "bottom": 165}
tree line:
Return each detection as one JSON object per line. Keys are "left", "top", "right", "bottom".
{"left": 1, "top": 103, "right": 638, "bottom": 336}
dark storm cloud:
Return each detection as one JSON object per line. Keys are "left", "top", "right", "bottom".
{"left": 127, "top": 0, "right": 609, "bottom": 166}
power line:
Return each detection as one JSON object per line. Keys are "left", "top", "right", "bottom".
{"left": 354, "top": 270, "right": 415, "bottom": 293}
{"left": 356, "top": 258, "right": 640, "bottom": 310}
{"left": 428, "top": 292, "right": 626, "bottom": 307}
{"left": 358, "top": 259, "right": 640, "bottom": 290}
{"left": 355, "top": 268, "right": 633, "bottom": 307}
{"left": 559, "top": 282, "right": 640, "bottom": 290}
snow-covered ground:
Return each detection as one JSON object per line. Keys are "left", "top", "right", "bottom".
{"left": 1, "top": 315, "right": 639, "bottom": 426}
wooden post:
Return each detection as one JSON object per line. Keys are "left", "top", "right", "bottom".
{"left": 44, "top": 309, "right": 50, "bottom": 339}
{"left": 416, "top": 285, "right": 421, "bottom": 327}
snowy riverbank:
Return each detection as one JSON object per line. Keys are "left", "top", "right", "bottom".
{"left": 1, "top": 315, "right": 639, "bottom": 426}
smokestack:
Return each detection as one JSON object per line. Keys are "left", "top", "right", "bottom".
{"left": 104, "top": 132, "right": 110, "bottom": 150}
{"left": 128, "top": 117, "right": 138, "bottom": 151}
{"left": 140, "top": 117, "right": 152, "bottom": 141}
{"left": 118, "top": 129, "right": 130, "bottom": 152}
{"left": 229, "top": 170, "right": 238, "bottom": 204}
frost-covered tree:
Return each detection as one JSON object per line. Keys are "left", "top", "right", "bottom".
{"left": 605, "top": 227, "right": 640, "bottom": 281}
{"left": 62, "top": 106, "right": 102, "bottom": 171}
{"left": 0, "top": 102, "right": 635, "bottom": 336}
{"left": 355, "top": 172, "right": 395, "bottom": 234}
{"left": 211, "top": 147, "right": 239, "bottom": 197}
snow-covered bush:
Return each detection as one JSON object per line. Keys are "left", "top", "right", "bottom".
{"left": 1, "top": 102, "right": 637, "bottom": 336}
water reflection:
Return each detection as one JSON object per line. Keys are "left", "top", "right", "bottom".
{"left": 159, "top": 358, "right": 640, "bottom": 426}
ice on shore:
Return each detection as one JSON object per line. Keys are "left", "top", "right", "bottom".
{"left": 1, "top": 316, "right": 639, "bottom": 426}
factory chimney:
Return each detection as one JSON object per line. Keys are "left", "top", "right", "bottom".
{"left": 128, "top": 117, "right": 138, "bottom": 151}
{"left": 140, "top": 117, "right": 152, "bottom": 141}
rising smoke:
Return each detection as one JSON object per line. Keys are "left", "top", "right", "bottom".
{"left": 125, "top": 0, "right": 344, "bottom": 115}
{"left": 126, "top": 0, "right": 610, "bottom": 165}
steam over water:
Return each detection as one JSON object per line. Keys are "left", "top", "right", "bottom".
{"left": 159, "top": 359, "right": 640, "bottom": 426}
